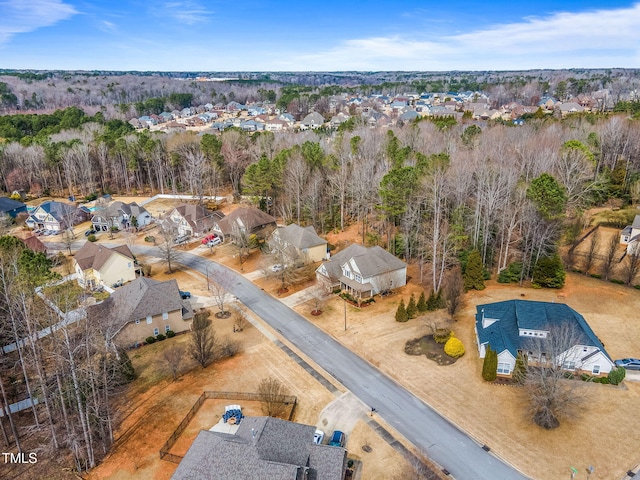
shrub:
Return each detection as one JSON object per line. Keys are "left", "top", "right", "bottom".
{"left": 166, "top": 330, "right": 175, "bottom": 338}
{"left": 144, "top": 235, "right": 155, "bottom": 243}
{"left": 406, "top": 294, "right": 417, "bottom": 319}
{"left": 463, "top": 249, "right": 485, "bottom": 291}
{"left": 482, "top": 345, "right": 498, "bottom": 381}
{"left": 513, "top": 351, "right": 527, "bottom": 384}
{"left": 417, "top": 291, "right": 427, "bottom": 312}
{"left": 532, "top": 253, "right": 565, "bottom": 288}
{"left": 444, "top": 335, "right": 465, "bottom": 358}
{"left": 87, "top": 234, "right": 97, "bottom": 242}
{"left": 156, "top": 333, "right": 166, "bottom": 341}
{"left": 433, "top": 327, "right": 451, "bottom": 344}
{"left": 145, "top": 336, "right": 157, "bottom": 344}
{"left": 497, "top": 262, "right": 522, "bottom": 283}
{"left": 634, "top": 285, "right": 640, "bottom": 290}
{"left": 610, "top": 279, "right": 624, "bottom": 285}
{"left": 608, "top": 367, "right": 626, "bottom": 385}
{"left": 110, "top": 225, "right": 119, "bottom": 232}
{"left": 590, "top": 274, "right": 602, "bottom": 279}
{"left": 395, "top": 299, "right": 408, "bottom": 322}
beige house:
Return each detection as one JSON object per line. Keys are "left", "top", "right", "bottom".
{"left": 165, "top": 204, "right": 225, "bottom": 238}
{"left": 213, "top": 206, "right": 276, "bottom": 243}
{"left": 88, "top": 277, "right": 194, "bottom": 348}
{"left": 74, "top": 242, "right": 136, "bottom": 289}
{"left": 270, "top": 224, "right": 327, "bottom": 264}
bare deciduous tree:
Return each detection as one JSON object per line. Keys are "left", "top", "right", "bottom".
{"left": 189, "top": 311, "right": 216, "bottom": 368}
{"left": 209, "top": 270, "right": 233, "bottom": 318}
{"left": 582, "top": 228, "right": 600, "bottom": 275}
{"left": 601, "top": 234, "right": 620, "bottom": 280}
{"left": 257, "top": 376, "right": 290, "bottom": 418}
{"left": 523, "top": 324, "right": 589, "bottom": 429}
{"left": 157, "top": 221, "right": 180, "bottom": 273}
{"left": 444, "top": 266, "right": 464, "bottom": 318}
{"left": 162, "top": 344, "right": 185, "bottom": 381}
{"left": 623, "top": 244, "right": 640, "bottom": 285}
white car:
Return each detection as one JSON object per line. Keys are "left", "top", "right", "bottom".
{"left": 206, "top": 237, "right": 222, "bottom": 247}
{"left": 313, "top": 429, "right": 325, "bottom": 444}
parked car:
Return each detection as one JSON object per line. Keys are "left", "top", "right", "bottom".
{"left": 328, "top": 430, "right": 345, "bottom": 447}
{"left": 174, "top": 235, "right": 189, "bottom": 245}
{"left": 614, "top": 358, "right": 640, "bottom": 370}
{"left": 85, "top": 229, "right": 96, "bottom": 237}
{"left": 313, "top": 429, "right": 325, "bottom": 445}
{"left": 201, "top": 233, "right": 219, "bottom": 244}
{"left": 206, "top": 237, "right": 222, "bottom": 247}
{"left": 270, "top": 264, "right": 283, "bottom": 272}
{"left": 179, "top": 290, "right": 191, "bottom": 299}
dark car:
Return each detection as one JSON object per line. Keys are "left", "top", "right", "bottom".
{"left": 614, "top": 358, "right": 640, "bottom": 370}
{"left": 179, "top": 290, "right": 191, "bottom": 299}
{"left": 85, "top": 229, "right": 96, "bottom": 237}
{"left": 328, "top": 430, "right": 345, "bottom": 447}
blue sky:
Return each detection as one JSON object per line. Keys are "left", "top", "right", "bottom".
{"left": 0, "top": 0, "right": 639, "bottom": 71}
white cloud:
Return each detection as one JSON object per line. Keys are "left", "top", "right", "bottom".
{"left": 160, "top": 1, "right": 213, "bottom": 25}
{"left": 0, "top": 0, "right": 78, "bottom": 43}
{"left": 292, "top": 3, "right": 640, "bottom": 70}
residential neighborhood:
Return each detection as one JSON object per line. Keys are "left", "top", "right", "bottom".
{"left": 2, "top": 66, "right": 640, "bottom": 480}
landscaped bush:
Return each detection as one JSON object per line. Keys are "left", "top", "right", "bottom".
{"left": 433, "top": 327, "right": 451, "bottom": 344}
{"left": 166, "top": 330, "right": 175, "bottom": 338}
{"left": 395, "top": 299, "right": 408, "bottom": 322}
{"left": 145, "top": 336, "right": 157, "bottom": 344}
{"left": 590, "top": 273, "right": 602, "bottom": 279}
{"left": 608, "top": 367, "right": 626, "bottom": 385}
{"left": 482, "top": 345, "right": 498, "bottom": 381}
{"left": 156, "top": 333, "right": 166, "bottom": 341}
{"left": 610, "top": 278, "right": 624, "bottom": 285}
{"left": 110, "top": 225, "right": 119, "bottom": 232}
{"left": 444, "top": 335, "right": 465, "bottom": 358}
{"left": 144, "top": 235, "right": 155, "bottom": 243}
{"left": 498, "top": 262, "right": 523, "bottom": 283}
{"left": 87, "top": 234, "right": 97, "bottom": 242}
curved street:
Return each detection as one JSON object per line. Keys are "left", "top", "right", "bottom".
{"left": 139, "top": 247, "right": 529, "bottom": 480}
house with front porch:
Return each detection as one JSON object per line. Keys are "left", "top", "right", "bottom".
{"left": 164, "top": 204, "right": 225, "bottom": 238}
{"left": 475, "top": 300, "right": 614, "bottom": 377}
{"left": 91, "top": 201, "right": 152, "bottom": 232}
{"left": 270, "top": 224, "right": 327, "bottom": 264}
{"left": 73, "top": 242, "right": 136, "bottom": 289}
{"left": 26, "top": 201, "right": 87, "bottom": 232}
{"left": 315, "top": 244, "right": 407, "bottom": 298}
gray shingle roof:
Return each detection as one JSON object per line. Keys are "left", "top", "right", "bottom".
{"left": 475, "top": 300, "right": 611, "bottom": 360}
{"left": 171, "top": 416, "right": 346, "bottom": 480}
{"left": 88, "top": 277, "right": 184, "bottom": 335}
{"left": 215, "top": 207, "right": 276, "bottom": 237}
{"left": 0, "top": 197, "right": 26, "bottom": 213}
{"left": 632, "top": 214, "right": 640, "bottom": 230}
{"left": 275, "top": 224, "right": 326, "bottom": 250}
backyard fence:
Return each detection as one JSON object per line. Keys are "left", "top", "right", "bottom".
{"left": 159, "top": 390, "right": 297, "bottom": 464}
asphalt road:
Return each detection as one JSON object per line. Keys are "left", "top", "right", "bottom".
{"left": 141, "top": 247, "right": 529, "bottom": 480}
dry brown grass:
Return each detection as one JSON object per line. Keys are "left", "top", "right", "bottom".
{"left": 295, "top": 271, "right": 640, "bottom": 480}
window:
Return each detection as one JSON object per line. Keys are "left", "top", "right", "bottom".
{"left": 153, "top": 327, "right": 159, "bottom": 336}
{"left": 146, "top": 315, "right": 152, "bottom": 324}
{"left": 135, "top": 319, "right": 140, "bottom": 325}
{"left": 497, "top": 363, "right": 511, "bottom": 375}
{"left": 165, "top": 325, "right": 171, "bottom": 333}
{"left": 592, "top": 365, "right": 601, "bottom": 375}
{"left": 563, "top": 360, "right": 577, "bottom": 370}
{"left": 354, "top": 273, "right": 362, "bottom": 282}
{"left": 128, "top": 262, "right": 132, "bottom": 268}
{"left": 162, "top": 312, "right": 169, "bottom": 320}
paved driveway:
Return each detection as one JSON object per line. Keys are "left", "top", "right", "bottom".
{"left": 140, "top": 247, "right": 529, "bottom": 480}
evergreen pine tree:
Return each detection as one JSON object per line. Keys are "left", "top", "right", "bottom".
{"left": 435, "top": 289, "right": 445, "bottom": 309}
{"left": 395, "top": 299, "right": 408, "bottom": 322}
{"left": 426, "top": 290, "right": 437, "bottom": 311}
{"left": 406, "top": 293, "right": 417, "bottom": 319}
{"left": 482, "top": 345, "right": 498, "bottom": 381}
{"left": 417, "top": 291, "right": 427, "bottom": 313}
{"left": 464, "top": 249, "right": 485, "bottom": 291}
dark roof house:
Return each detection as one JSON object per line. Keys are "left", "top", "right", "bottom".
{"left": 213, "top": 206, "right": 276, "bottom": 242}
{"left": 172, "top": 416, "right": 346, "bottom": 480}
{"left": 0, "top": 197, "right": 27, "bottom": 218}
{"left": 475, "top": 300, "right": 615, "bottom": 376}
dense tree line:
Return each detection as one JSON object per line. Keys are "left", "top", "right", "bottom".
{"left": 3, "top": 108, "right": 640, "bottom": 286}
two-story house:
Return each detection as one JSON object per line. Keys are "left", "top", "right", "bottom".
{"left": 315, "top": 244, "right": 407, "bottom": 298}
{"left": 270, "top": 224, "right": 327, "bottom": 264}
{"left": 164, "top": 204, "right": 225, "bottom": 238}
{"left": 73, "top": 242, "right": 136, "bottom": 289}
{"left": 91, "top": 201, "right": 153, "bottom": 232}
{"left": 212, "top": 206, "right": 276, "bottom": 243}
{"left": 26, "top": 200, "right": 88, "bottom": 232}
{"left": 87, "top": 277, "right": 193, "bottom": 348}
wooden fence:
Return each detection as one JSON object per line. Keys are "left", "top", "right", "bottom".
{"left": 159, "top": 390, "right": 297, "bottom": 464}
